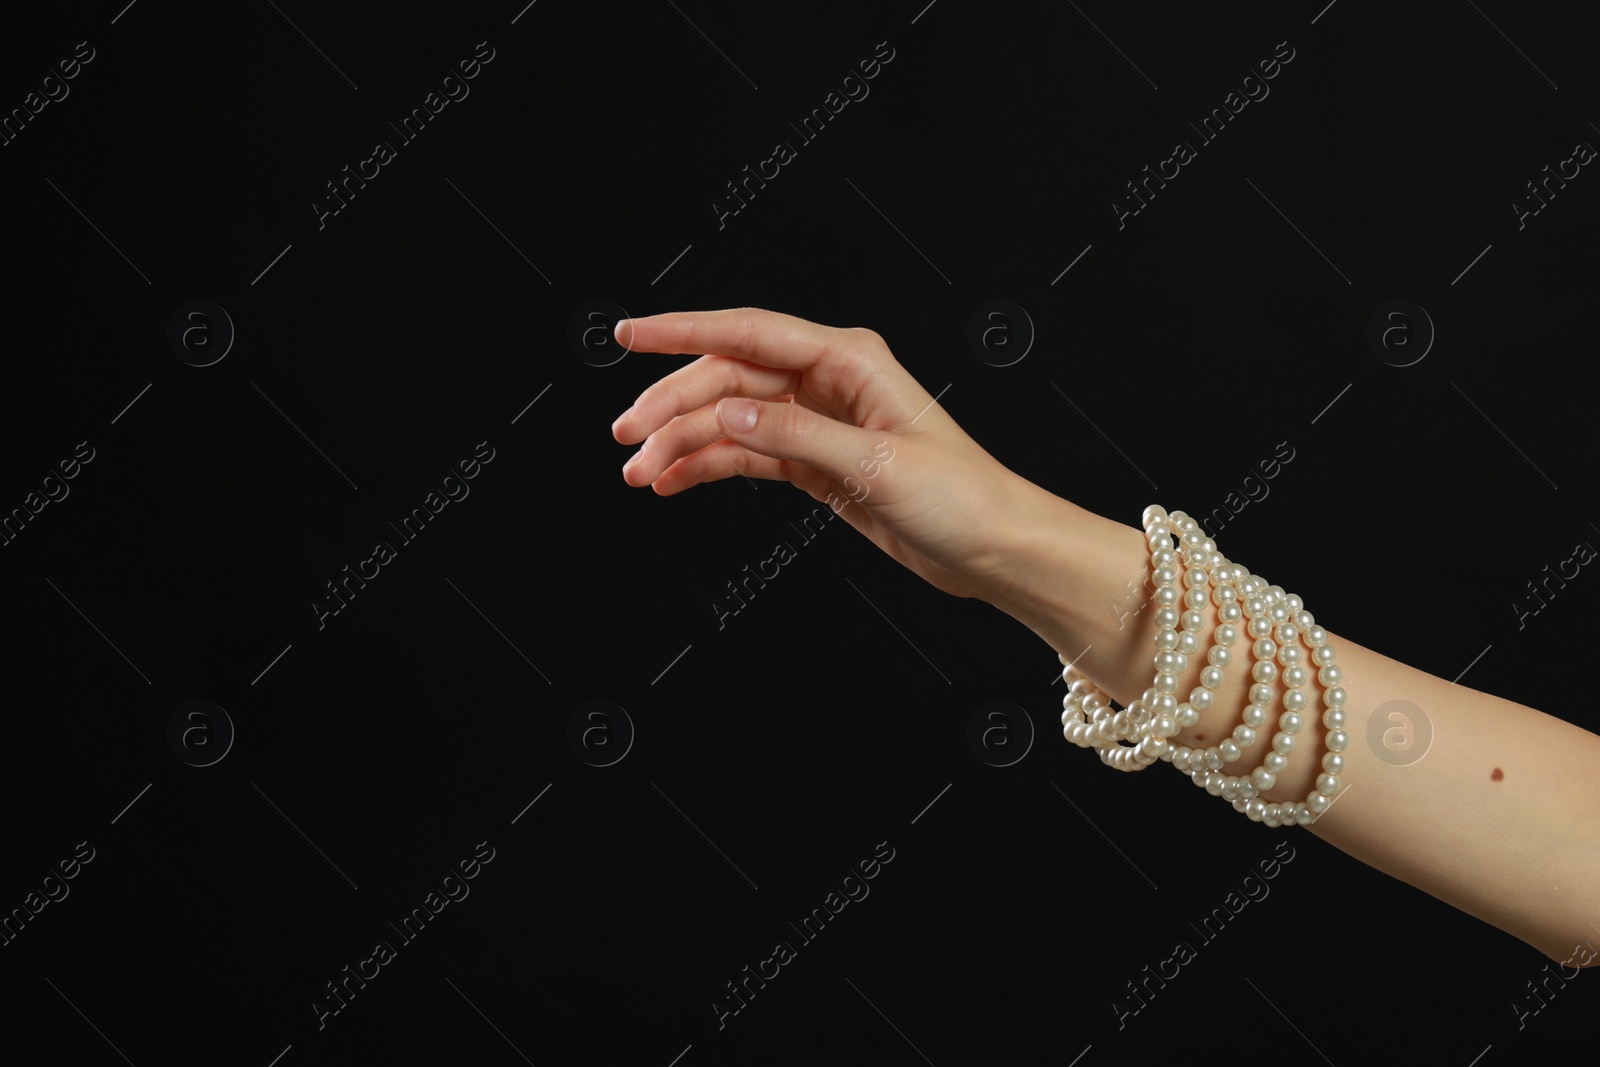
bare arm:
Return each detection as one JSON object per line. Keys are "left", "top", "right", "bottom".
{"left": 982, "top": 480, "right": 1600, "bottom": 965}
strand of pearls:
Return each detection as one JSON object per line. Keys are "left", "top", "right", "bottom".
{"left": 1058, "top": 505, "right": 1346, "bottom": 826}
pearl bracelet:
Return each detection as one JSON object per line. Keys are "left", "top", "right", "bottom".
{"left": 1058, "top": 505, "right": 1345, "bottom": 826}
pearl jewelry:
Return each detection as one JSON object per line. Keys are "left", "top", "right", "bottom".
{"left": 1058, "top": 505, "right": 1349, "bottom": 827}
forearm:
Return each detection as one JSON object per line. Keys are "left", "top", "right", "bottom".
{"left": 980, "top": 477, "right": 1600, "bottom": 965}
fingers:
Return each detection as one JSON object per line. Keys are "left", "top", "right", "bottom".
{"left": 615, "top": 307, "right": 859, "bottom": 371}
{"left": 612, "top": 354, "right": 798, "bottom": 446}
{"left": 622, "top": 398, "right": 754, "bottom": 488}
{"left": 711, "top": 394, "right": 883, "bottom": 488}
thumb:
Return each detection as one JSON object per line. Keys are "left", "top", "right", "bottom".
{"left": 716, "top": 397, "right": 878, "bottom": 485}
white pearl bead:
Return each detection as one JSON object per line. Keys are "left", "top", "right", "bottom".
{"left": 1201, "top": 666, "right": 1225, "bottom": 690}
{"left": 1204, "top": 748, "right": 1223, "bottom": 770}
{"left": 1208, "top": 646, "right": 1231, "bottom": 668}
{"left": 1155, "top": 607, "right": 1179, "bottom": 629}
{"left": 1177, "top": 631, "right": 1199, "bottom": 655}
{"left": 1282, "top": 665, "right": 1308, "bottom": 689}
{"left": 1282, "top": 689, "right": 1307, "bottom": 712}
{"left": 1271, "top": 733, "right": 1294, "bottom": 756}
{"left": 1243, "top": 705, "right": 1268, "bottom": 728}
{"left": 1305, "top": 624, "right": 1327, "bottom": 647}
{"left": 1316, "top": 773, "right": 1341, "bottom": 796}
{"left": 1251, "top": 768, "right": 1276, "bottom": 791}
{"left": 1295, "top": 609, "right": 1314, "bottom": 629}
{"left": 1274, "top": 623, "right": 1300, "bottom": 646}
{"left": 1312, "top": 646, "right": 1336, "bottom": 667}
{"left": 1220, "top": 602, "right": 1242, "bottom": 624}
{"left": 1213, "top": 584, "right": 1237, "bottom": 606}
{"left": 1215, "top": 623, "right": 1239, "bottom": 646}
{"left": 1305, "top": 791, "right": 1332, "bottom": 814}
{"left": 1245, "top": 596, "right": 1267, "bottom": 617}
{"left": 1318, "top": 664, "right": 1343, "bottom": 687}
{"left": 1153, "top": 693, "right": 1177, "bottom": 716}
{"left": 1155, "top": 628, "right": 1179, "bottom": 651}
{"left": 1252, "top": 660, "right": 1279, "bottom": 684}
{"left": 1285, "top": 594, "right": 1303, "bottom": 612}
{"left": 1154, "top": 651, "right": 1183, "bottom": 673}
{"left": 1233, "top": 797, "right": 1250, "bottom": 813}
{"left": 1262, "top": 802, "right": 1282, "bottom": 825}
{"left": 1154, "top": 715, "right": 1178, "bottom": 738}
{"left": 1248, "top": 616, "right": 1273, "bottom": 638}
{"left": 1325, "top": 686, "right": 1347, "bottom": 708}
{"left": 1232, "top": 725, "right": 1257, "bottom": 747}
{"left": 1188, "top": 688, "right": 1212, "bottom": 712}
{"left": 1182, "top": 610, "right": 1205, "bottom": 632}
{"left": 1206, "top": 775, "right": 1225, "bottom": 796}
{"left": 1185, "top": 587, "right": 1209, "bottom": 610}
{"left": 1280, "top": 711, "right": 1303, "bottom": 734}
{"left": 1280, "top": 804, "right": 1299, "bottom": 826}
{"left": 1322, "top": 752, "right": 1344, "bottom": 775}
{"left": 1156, "top": 586, "right": 1178, "bottom": 606}
{"left": 1254, "top": 637, "right": 1278, "bottom": 661}
{"left": 1247, "top": 798, "right": 1266, "bottom": 821}
{"left": 1249, "top": 683, "right": 1275, "bottom": 707}
{"left": 1177, "top": 517, "right": 1197, "bottom": 533}
{"left": 1142, "top": 505, "right": 1168, "bottom": 527}
{"left": 1277, "top": 644, "right": 1303, "bottom": 667}
{"left": 1177, "top": 703, "right": 1200, "bottom": 728}
{"left": 1327, "top": 730, "right": 1349, "bottom": 752}
{"left": 1219, "top": 739, "right": 1241, "bottom": 762}
{"left": 1184, "top": 566, "right": 1208, "bottom": 587}
{"left": 1321, "top": 707, "right": 1345, "bottom": 730}
{"left": 1264, "top": 750, "right": 1288, "bottom": 772}
{"left": 1152, "top": 672, "right": 1176, "bottom": 693}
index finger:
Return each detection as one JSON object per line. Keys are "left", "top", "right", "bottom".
{"left": 615, "top": 307, "right": 861, "bottom": 370}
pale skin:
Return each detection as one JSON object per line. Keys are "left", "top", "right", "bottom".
{"left": 610, "top": 307, "right": 1600, "bottom": 967}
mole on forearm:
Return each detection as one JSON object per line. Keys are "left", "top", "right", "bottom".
{"left": 1492, "top": 767, "right": 1504, "bottom": 781}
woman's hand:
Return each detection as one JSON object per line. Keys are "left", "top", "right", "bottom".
{"left": 610, "top": 307, "right": 1028, "bottom": 601}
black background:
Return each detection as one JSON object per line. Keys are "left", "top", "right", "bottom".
{"left": 2, "top": 1, "right": 1596, "bottom": 1064}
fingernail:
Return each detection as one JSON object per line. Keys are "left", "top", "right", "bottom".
{"left": 721, "top": 398, "right": 757, "bottom": 433}
{"left": 613, "top": 319, "right": 632, "bottom": 346}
